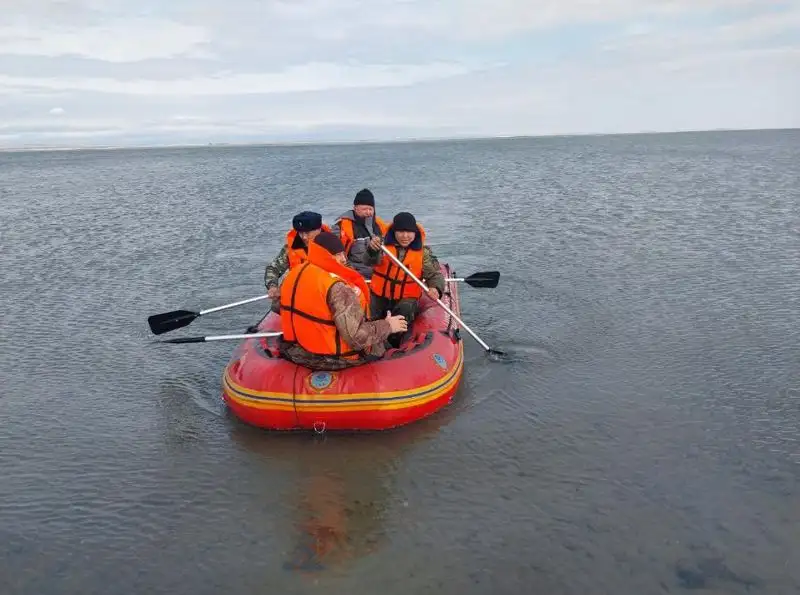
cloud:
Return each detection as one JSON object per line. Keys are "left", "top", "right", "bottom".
{"left": 603, "top": 3, "right": 800, "bottom": 53}
{"left": 0, "top": 17, "right": 212, "bottom": 62}
{"left": 48, "top": 106, "right": 64, "bottom": 115}
{"left": 0, "top": 60, "right": 474, "bottom": 96}
{"left": 0, "top": 0, "right": 798, "bottom": 148}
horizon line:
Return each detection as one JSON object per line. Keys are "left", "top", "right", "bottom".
{"left": 1, "top": 125, "right": 797, "bottom": 154}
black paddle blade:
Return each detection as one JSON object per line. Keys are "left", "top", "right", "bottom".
{"left": 147, "top": 309, "right": 199, "bottom": 335}
{"left": 463, "top": 271, "right": 500, "bottom": 288}
{"left": 160, "top": 336, "right": 206, "bottom": 343}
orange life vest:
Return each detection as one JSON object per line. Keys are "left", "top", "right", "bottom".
{"left": 370, "top": 225, "right": 426, "bottom": 301}
{"left": 337, "top": 215, "right": 388, "bottom": 255}
{"left": 285, "top": 224, "right": 332, "bottom": 268}
{"left": 280, "top": 242, "right": 370, "bottom": 359}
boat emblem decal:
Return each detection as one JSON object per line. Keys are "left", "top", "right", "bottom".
{"left": 433, "top": 353, "right": 447, "bottom": 370}
{"left": 309, "top": 371, "right": 334, "bottom": 391}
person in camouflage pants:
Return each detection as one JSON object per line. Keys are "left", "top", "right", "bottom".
{"left": 277, "top": 233, "right": 407, "bottom": 370}
{"left": 366, "top": 212, "right": 445, "bottom": 347}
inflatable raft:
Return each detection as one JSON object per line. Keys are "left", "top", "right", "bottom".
{"left": 222, "top": 262, "right": 465, "bottom": 431}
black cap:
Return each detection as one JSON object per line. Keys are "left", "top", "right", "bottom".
{"left": 292, "top": 211, "right": 322, "bottom": 232}
{"left": 313, "top": 231, "right": 345, "bottom": 255}
{"left": 392, "top": 211, "right": 417, "bottom": 232}
{"left": 353, "top": 188, "right": 375, "bottom": 207}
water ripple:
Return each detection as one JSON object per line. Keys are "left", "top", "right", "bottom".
{"left": 2, "top": 131, "right": 799, "bottom": 594}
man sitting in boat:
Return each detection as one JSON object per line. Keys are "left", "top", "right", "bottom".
{"left": 278, "top": 231, "right": 408, "bottom": 370}
{"left": 366, "top": 211, "right": 446, "bottom": 348}
{"left": 330, "top": 188, "right": 388, "bottom": 279}
{"left": 263, "top": 211, "right": 330, "bottom": 313}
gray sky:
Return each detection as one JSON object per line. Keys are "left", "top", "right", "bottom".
{"left": 1, "top": 0, "right": 798, "bottom": 148}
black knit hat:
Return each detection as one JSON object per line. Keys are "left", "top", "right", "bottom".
{"left": 292, "top": 211, "right": 322, "bottom": 232}
{"left": 313, "top": 231, "right": 345, "bottom": 255}
{"left": 392, "top": 211, "right": 417, "bottom": 232}
{"left": 353, "top": 188, "right": 375, "bottom": 207}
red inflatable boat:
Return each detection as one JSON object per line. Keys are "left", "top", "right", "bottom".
{"left": 222, "top": 262, "right": 465, "bottom": 431}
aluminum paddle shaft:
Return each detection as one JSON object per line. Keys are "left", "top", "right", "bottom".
{"left": 378, "top": 244, "right": 503, "bottom": 355}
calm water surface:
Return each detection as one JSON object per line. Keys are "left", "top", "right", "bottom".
{"left": 1, "top": 130, "right": 799, "bottom": 594}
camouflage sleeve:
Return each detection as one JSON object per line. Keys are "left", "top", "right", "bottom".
{"left": 422, "top": 246, "right": 446, "bottom": 296}
{"left": 264, "top": 245, "right": 289, "bottom": 289}
{"left": 328, "top": 282, "right": 391, "bottom": 355}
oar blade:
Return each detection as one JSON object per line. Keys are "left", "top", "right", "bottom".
{"left": 463, "top": 271, "right": 500, "bottom": 288}
{"left": 160, "top": 336, "right": 206, "bottom": 344}
{"left": 147, "top": 309, "right": 199, "bottom": 335}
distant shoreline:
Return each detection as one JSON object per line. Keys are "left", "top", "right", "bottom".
{"left": 1, "top": 126, "right": 797, "bottom": 154}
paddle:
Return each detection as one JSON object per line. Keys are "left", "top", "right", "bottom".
{"left": 364, "top": 216, "right": 375, "bottom": 238}
{"left": 159, "top": 331, "right": 283, "bottom": 344}
{"left": 147, "top": 273, "right": 498, "bottom": 335}
{"left": 366, "top": 270, "right": 499, "bottom": 289}
{"left": 147, "top": 294, "right": 272, "bottom": 335}
{"left": 378, "top": 244, "right": 505, "bottom": 356}
{"left": 362, "top": 222, "right": 499, "bottom": 288}
{"left": 448, "top": 271, "right": 500, "bottom": 288}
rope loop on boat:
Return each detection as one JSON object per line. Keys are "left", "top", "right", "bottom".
{"left": 313, "top": 420, "right": 326, "bottom": 434}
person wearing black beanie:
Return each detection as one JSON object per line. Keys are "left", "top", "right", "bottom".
{"left": 331, "top": 188, "right": 389, "bottom": 278}
{"left": 262, "top": 210, "right": 331, "bottom": 314}
{"left": 353, "top": 188, "right": 375, "bottom": 207}
{"left": 312, "top": 231, "right": 346, "bottom": 258}
{"left": 367, "top": 211, "right": 446, "bottom": 348}
{"left": 390, "top": 211, "right": 417, "bottom": 233}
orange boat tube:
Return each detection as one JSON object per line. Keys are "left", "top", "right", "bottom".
{"left": 222, "top": 263, "right": 465, "bottom": 431}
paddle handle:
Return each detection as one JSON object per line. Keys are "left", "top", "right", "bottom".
{"left": 378, "top": 245, "right": 493, "bottom": 352}
{"left": 366, "top": 277, "right": 463, "bottom": 284}
{"left": 199, "top": 294, "right": 270, "bottom": 316}
{"left": 364, "top": 217, "right": 376, "bottom": 239}
{"left": 164, "top": 332, "right": 283, "bottom": 343}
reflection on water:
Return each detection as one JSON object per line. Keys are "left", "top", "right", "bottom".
{"left": 219, "top": 391, "right": 459, "bottom": 577}
{"left": 282, "top": 456, "right": 390, "bottom": 574}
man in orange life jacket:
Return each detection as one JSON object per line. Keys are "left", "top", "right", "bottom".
{"left": 263, "top": 211, "right": 331, "bottom": 313}
{"left": 278, "top": 232, "right": 408, "bottom": 371}
{"left": 331, "top": 188, "right": 388, "bottom": 278}
{"left": 367, "top": 212, "right": 445, "bottom": 347}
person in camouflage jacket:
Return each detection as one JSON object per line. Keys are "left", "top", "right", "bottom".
{"left": 366, "top": 212, "right": 445, "bottom": 347}
{"left": 277, "top": 233, "right": 407, "bottom": 370}
{"left": 263, "top": 211, "right": 329, "bottom": 313}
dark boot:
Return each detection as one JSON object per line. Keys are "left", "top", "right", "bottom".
{"left": 392, "top": 298, "right": 419, "bottom": 323}
{"left": 387, "top": 332, "right": 403, "bottom": 349}
{"left": 369, "top": 293, "right": 391, "bottom": 321}
{"left": 386, "top": 299, "right": 418, "bottom": 348}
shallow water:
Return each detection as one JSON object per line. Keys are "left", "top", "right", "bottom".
{"left": 1, "top": 130, "right": 799, "bottom": 594}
